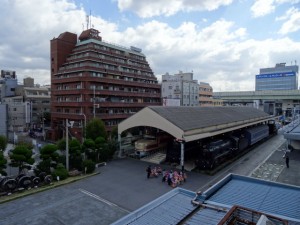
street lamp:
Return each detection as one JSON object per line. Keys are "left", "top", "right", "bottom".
{"left": 81, "top": 113, "right": 86, "bottom": 143}
{"left": 42, "top": 118, "right": 46, "bottom": 141}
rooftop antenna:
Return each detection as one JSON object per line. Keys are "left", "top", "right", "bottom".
{"left": 89, "top": 10, "right": 92, "bottom": 29}
{"left": 86, "top": 15, "right": 89, "bottom": 29}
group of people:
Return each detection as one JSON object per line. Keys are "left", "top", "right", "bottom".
{"left": 146, "top": 165, "right": 187, "bottom": 188}
{"left": 146, "top": 165, "right": 162, "bottom": 178}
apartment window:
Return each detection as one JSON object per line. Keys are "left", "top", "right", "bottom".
{"left": 169, "top": 86, "right": 173, "bottom": 89}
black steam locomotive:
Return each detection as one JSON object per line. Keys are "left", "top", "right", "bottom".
{"left": 166, "top": 123, "right": 277, "bottom": 170}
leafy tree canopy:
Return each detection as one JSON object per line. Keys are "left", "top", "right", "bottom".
{"left": 0, "top": 135, "right": 8, "bottom": 151}
{"left": 10, "top": 144, "right": 34, "bottom": 174}
{"left": 40, "top": 144, "right": 59, "bottom": 161}
{"left": 0, "top": 152, "right": 7, "bottom": 176}
{"left": 86, "top": 118, "right": 107, "bottom": 141}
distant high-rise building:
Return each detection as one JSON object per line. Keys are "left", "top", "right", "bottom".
{"left": 161, "top": 71, "right": 199, "bottom": 106}
{"left": 50, "top": 28, "right": 161, "bottom": 140}
{"left": 255, "top": 63, "right": 299, "bottom": 91}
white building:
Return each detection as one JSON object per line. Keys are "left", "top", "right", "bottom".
{"left": 161, "top": 71, "right": 199, "bottom": 106}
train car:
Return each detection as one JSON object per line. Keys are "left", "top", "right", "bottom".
{"left": 195, "top": 123, "right": 275, "bottom": 170}
{"left": 195, "top": 138, "right": 235, "bottom": 169}
{"left": 166, "top": 139, "right": 201, "bottom": 164}
{"left": 135, "top": 133, "right": 172, "bottom": 158}
{"left": 244, "top": 124, "right": 269, "bottom": 146}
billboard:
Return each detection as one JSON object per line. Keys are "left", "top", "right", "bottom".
{"left": 162, "top": 98, "right": 180, "bottom": 106}
{"left": 256, "top": 72, "right": 295, "bottom": 79}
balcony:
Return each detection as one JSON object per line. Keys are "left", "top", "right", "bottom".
{"left": 51, "top": 101, "right": 161, "bottom": 108}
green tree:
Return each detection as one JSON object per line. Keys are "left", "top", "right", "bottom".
{"left": 0, "top": 135, "right": 8, "bottom": 175}
{"left": 0, "top": 135, "right": 8, "bottom": 152}
{"left": 36, "top": 144, "right": 59, "bottom": 174}
{"left": 110, "top": 126, "right": 118, "bottom": 141}
{"left": 10, "top": 144, "right": 34, "bottom": 174}
{"left": 52, "top": 163, "right": 68, "bottom": 180}
{"left": 86, "top": 118, "right": 107, "bottom": 140}
{"left": 69, "top": 138, "right": 83, "bottom": 170}
{"left": 57, "top": 138, "right": 66, "bottom": 151}
{"left": 95, "top": 137, "right": 106, "bottom": 162}
{"left": 0, "top": 152, "right": 7, "bottom": 176}
{"left": 82, "top": 138, "right": 96, "bottom": 161}
{"left": 82, "top": 160, "right": 95, "bottom": 174}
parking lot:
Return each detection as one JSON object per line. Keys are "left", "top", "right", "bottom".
{"left": 1, "top": 135, "right": 298, "bottom": 225}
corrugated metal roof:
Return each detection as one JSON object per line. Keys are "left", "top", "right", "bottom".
{"left": 149, "top": 106, "right": 270, "bottom": 131}
{"left": 183, "top": 207, "right": 226, "bottom": 225}
{"left": 112, "top": 188, "right": 196, "bottom": 225}
{"left": 202, "top": 174, "right": 300, "bottom": 222}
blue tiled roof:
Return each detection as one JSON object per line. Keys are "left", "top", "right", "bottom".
{"left": 201, "top": 174, "right": 300, "bottom": 222}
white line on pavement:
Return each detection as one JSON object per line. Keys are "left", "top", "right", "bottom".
{"left": 79, "top": 188, "right": 130, "bottom": 213}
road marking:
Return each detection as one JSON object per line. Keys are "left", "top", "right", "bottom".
{"left": 79, "top": 188, "right": 130, "bottom": 213}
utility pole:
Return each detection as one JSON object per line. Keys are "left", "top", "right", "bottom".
{"left": 93, "top": 85, "right": 95, "bottom": 118}
{"left": 66, "top": 119, "right": 69, "bottom": 171}
{"left": 81, "top": 113, "right": 86, "bottom": 143}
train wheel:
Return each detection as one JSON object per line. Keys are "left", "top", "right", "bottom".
{"left": 18, "top": 176, "right": 33, "bottom": 189}
{"left": 44, "top": 175, "right": 53, "bottom": 185}
{"left": 32, "top": 177, "right": 41, "bottom": 187}
{"left": 3, "top": 179, "right": 17, "bottom": 193}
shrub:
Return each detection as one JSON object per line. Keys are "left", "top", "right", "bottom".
{"left": 82, "top": 160, "right": 95, "bottom": 174}
{"left": 52, "top": 163, "right": 68, "bottom": 180}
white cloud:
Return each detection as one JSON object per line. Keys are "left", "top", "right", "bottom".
{"left": 250, "top": 0, "right": 275, "bottom": 18}
{"left": 117, "top": 0, "right": 234, "bottom": 18}
{"left": 278, "top": 7, "right": 300, "bottom": 34}
{"left": 1, "top": 0, "right": 300, "bottom": 92}
{"left": 105, "top": 19, "right": 300, "bottom": 91}
{"left": 0, "top": 0, "right": 118, "bottom": 84}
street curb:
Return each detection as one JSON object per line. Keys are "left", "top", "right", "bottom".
{"left": 0, "top": 172, "right": 100, "bottom": 204}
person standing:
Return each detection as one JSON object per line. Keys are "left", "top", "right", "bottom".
{"left": 285, "top": 155, "right": 290, "bottom": 168}
{"left": 146, "top": 165, "right": 151, "bottom": 179}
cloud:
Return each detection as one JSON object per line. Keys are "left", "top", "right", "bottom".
{"left": 1, "top": 0, "right": 300, "bottom": 92}
{"left": 0, "top": 0, "right": 117, "bottom": 84}
{"left": 102, "top": 18, "right": 299, "bottom": 91}
{"left": 250, "top": 0, "right": 275, "bottom": 18}
{"left": 278, "top": 7, "right": 300, "bottom": 34}
{"left": 117, "top": 0, "right": 234, "bottom": 18}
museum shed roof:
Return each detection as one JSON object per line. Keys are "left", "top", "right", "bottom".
{"left": 118, "top": 106, "right": 273, "bottom": 142}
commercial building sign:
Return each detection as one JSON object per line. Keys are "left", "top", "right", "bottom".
{"left": 256, "top": 72, "right": 295, "bottom": 79}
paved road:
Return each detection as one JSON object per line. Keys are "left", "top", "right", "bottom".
{"left": 0, "top": 134, "right": 296, "bottom": 225}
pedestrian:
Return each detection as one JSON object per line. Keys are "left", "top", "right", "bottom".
{"left": 146, "top": 165, "right": 151, "bottom": 179}
{"left": 285, "top": 155, "right": 290, "bottom": 168}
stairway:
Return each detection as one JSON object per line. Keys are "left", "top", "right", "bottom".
{"left": 141, "top": 152, "right": 166, "bottom": 164}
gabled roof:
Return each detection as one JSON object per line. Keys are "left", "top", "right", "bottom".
{"left": 118, "top": 106, "right": 273, "bottom": 142}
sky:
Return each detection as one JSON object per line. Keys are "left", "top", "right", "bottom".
{"left": 1, "top": 0, "right": 300, "bottom": 91}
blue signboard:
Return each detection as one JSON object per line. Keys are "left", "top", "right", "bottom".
{"left": 256, "top": 72, "right": 295, "bottom": 79}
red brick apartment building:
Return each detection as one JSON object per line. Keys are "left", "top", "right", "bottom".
{"left": 50, "top": 28, "right": 161, "bottom": 141}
